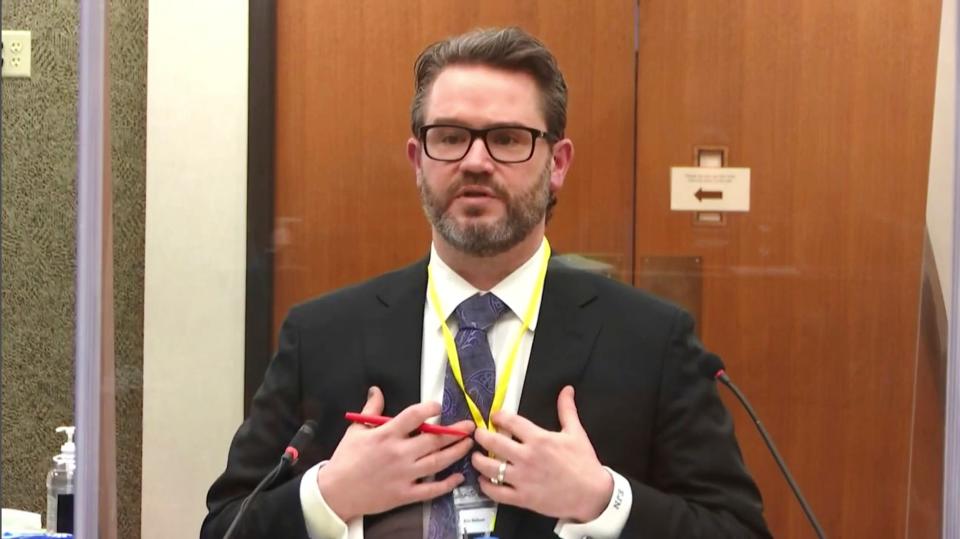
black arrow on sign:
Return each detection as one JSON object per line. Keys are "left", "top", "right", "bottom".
{"left": 695, "top": 188, "right": 723, "bottom": 201}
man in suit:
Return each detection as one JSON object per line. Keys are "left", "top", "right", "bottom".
{"left": 202, "top": 27, "right": 770, "bottom": 538}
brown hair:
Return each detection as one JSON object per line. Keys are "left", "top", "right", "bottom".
{"left": 410, "top": 27, "right": 568, "bottom": 139}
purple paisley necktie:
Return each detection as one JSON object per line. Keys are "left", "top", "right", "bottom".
{"left": 427, "top": 293, "right": 508, "bottom": 539}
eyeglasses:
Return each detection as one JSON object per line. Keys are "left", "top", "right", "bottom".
{"left": 419, "top": 124, "right": 553, "bottom": 164}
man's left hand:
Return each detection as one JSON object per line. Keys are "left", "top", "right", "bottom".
{"left": 472, "top": 385, "right": 614, "bottom": 523}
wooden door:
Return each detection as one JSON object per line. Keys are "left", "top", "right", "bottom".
{"left": 634, "top": 1, "right": 941, "bottom": 537}
{"left": 273, "top": 0, "right": 637, "bottom": 334}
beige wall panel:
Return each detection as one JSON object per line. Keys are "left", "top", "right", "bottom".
{"left": 142, "top": 2, "right": 248, "bottom": 537}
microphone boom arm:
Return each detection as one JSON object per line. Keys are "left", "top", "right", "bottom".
{"left": 716, "top": 370, "right": 827, "bottom": 539}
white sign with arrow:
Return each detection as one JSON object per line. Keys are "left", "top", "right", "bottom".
{"left": 670, "top": 167, "right": 750, "bottom": 212}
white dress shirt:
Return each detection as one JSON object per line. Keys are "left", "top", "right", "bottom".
{"left": 299, "top": 239, "right": 633, "bottom": 538}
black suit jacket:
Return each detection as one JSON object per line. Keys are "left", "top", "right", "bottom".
{"left": 201, "top": 259, "right": 770, "bottom": 538}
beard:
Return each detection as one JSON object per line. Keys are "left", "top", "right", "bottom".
{"left": 418, "top": 164, "right": 552, "bottom": 257}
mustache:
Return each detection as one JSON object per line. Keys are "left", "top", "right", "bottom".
{"left": 444, "top": 173, "right": 509, "bottom": 200}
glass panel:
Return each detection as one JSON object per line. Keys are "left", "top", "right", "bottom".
{"left": 1, "top": 2, "right": 80, "bottom": 534}
{"left": 37, "top": 1, "right": 952, "bottom": 538}
{"left": 1, "top": 1, "right": 147, "bottom": 537}
{"left": 107, "top": 1, "right": 147, "bottom": 537}
{"left": 910, "top": 0, "right": 955, "bottom": 534}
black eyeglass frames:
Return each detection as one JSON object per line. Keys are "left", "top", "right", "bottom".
{"left": 418, "top": 124, "right": 553, "bottom": 163}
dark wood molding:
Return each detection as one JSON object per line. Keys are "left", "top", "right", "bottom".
{"left": 907, "top": 226, "right": 947, "bottom": 537}
{"left": 244, "top": 0, "right": 277, "bottom": 415}
{"left": 921, "top": 227, "right": 950, "bottom": 402}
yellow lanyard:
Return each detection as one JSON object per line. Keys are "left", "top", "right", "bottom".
{"left": 426, "top": 239, "right": 551, "bottom": 434}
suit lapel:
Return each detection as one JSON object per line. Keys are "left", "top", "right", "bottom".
{"left": 494, "top": 263, "right": 601, "bottom": 538}
{"left": 360, "top": 258, "right": 603, "bottom": 538}
{"left": 363, "top": 258, "right": 429, "bottom": 417}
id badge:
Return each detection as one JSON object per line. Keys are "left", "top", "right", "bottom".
{"left": 452, "top": 484, "right": 497, "bottom": 537}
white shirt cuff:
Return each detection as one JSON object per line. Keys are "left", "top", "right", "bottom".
{"left": 300, "top": 461, "right": 365, "bottom": 539}
{"left": 554, "top": 467, "right": 632, "bottom": 539}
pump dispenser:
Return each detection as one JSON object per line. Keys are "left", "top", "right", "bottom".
{"left": 46, "top": 425, "right": 76, "bottom": 533}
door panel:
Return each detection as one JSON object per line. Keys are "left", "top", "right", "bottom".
{"left": 635, "top": 1, "right": 941, "bottom": 536}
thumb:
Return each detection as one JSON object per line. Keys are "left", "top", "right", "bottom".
{"left": 557, "top": 385, "right": 584, "bottom": 434}
{"left": 361, "top": 386, "right": 385, "bottom": 416}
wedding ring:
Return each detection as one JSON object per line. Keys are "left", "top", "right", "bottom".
{"left": 494, "top": 460, "right": 507, "bottom": 485}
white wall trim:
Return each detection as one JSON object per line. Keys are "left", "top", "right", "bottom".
{"left": 141, "top": 3, "right": 248, "bottom": 537}
{"left": 930, "top": 0, "right": 957, "bottom": 312}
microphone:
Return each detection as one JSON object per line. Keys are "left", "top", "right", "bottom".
{"left": 223, "top": 420, "right": 319, "bottom": 539}
{"left": 701, "top": 354, "right": 827, "bottom": 539}
{"left": 281, "top": 420, "right": 319, "bottom": 466}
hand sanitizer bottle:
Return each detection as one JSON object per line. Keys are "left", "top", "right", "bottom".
{"left": 46, "top": 425, "right": 76, "bottom": 533}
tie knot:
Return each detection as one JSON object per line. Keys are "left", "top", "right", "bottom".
{"left": 453, "top": 293, "right": 508, "bottom": 331}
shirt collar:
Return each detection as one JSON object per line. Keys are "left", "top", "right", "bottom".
{"left": 427, "top": 238, "right": 547, "bottom": 331}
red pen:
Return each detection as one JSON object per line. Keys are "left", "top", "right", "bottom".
{"left": 345, "top": 412, "right": 471, "bottom": 437}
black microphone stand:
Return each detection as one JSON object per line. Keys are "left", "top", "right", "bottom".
{"left": 223, "top": 420, "right": 318, "bottom": 539}
{"left": 716, "top": 371, "right": 827, "bottom": 539}
{"left": 222, "top": 458, "right": 289, "bottom": 539}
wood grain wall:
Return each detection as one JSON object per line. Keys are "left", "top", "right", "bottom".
{"left": 634, "top": 2, "right": 941, "bottom": 536}
{"left": 273, "top": 0, "right": 636, "bottom": 336}
{"left": 270, "top": 1, "right": 945, "bottom": 536}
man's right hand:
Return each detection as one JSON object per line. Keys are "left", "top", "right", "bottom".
{"left": 316, "top": 386, "right": 475, "bottom": 522}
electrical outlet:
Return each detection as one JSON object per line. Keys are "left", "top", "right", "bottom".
{"left": 2, "top": 30, "right": 32, "bottom": 78}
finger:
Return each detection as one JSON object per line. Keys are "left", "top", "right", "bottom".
{"left": 492, "top": 417, "right": 519, "bottom": 442}
{"left": 474, "top": 427, "right": 525, "bottom": 462}
{"left": 448, "top": 419, "right": 477, "bottom": 436}
{"left": 557, "top": 385, "right": 585, "bottom": 434}
{"left": 406, "top": 472, "right": 465, "bottom": 504}
{"left": 348, "top": 387, "right": 385, "bottom": 432}
{"left": 471, "top": 452, "right": 518, "bottom": 485}
{"left": 477, "top": 476, "right": 521, "bottom": 506}
{"left": 386, "top": 401, "right": 442, "bottom": 436}
{"left": 407, "top": 419, "right": 476, "bottom": 457}
{"left": 490, "top": 411, "right": 543, "bottom": 443}
{"left": 413, "top": 436, "right": 474, "bottom": 477}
